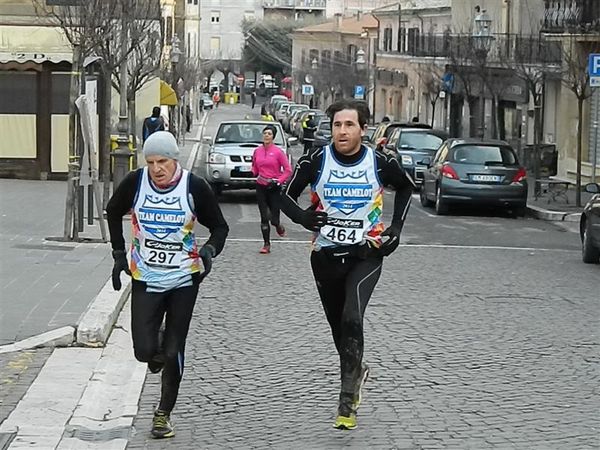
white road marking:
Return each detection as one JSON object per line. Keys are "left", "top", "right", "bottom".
{"left": 214, "top": 238, "right": 578, "bottom": 252}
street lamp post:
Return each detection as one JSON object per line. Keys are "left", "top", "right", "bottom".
{"left": 472, "top": 7, "right": 493, "bottom": 139}
{"left": 171, "top": 35, "right": 182, "bottom": 142}
{"left": 112, "top": 5, "right": 132, "bottom": 191}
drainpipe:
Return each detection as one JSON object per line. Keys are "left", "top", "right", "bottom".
{"left": 372, "top": 12, "right": 381, "bottom": 124}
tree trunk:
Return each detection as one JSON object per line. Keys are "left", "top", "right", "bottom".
{"left": 102, "top": 69, "right": 113, "bottom": 209}
{"left": 128, "top": 96, "right": 137, "bottom": 168}
{"left": 533, "top": 96, "right": 542, "bottom": 197}
{"left": 468, "top": 96, "right": 478, "bottom": 137}
{"left": 576, "top": 96, "right": 583, "bottom": 207}
{"left": 63, "top": 44, "right": 82, "bottom": 240}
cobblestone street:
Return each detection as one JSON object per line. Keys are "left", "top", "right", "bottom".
{"left": 128, "top": 239, "right": 599, "bottom": 449}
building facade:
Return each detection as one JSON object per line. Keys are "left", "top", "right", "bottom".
{"left": 292, "top": 14, "right": 378, "bottom": 111}
{"left": 263, "top": 0, "right": 326, "bottom": 21}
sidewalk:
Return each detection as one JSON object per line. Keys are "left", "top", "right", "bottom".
{"left": 526, "top": 177, "right": 594, "bottom": 222}
{"left": 0, "top": 117, "right": 206, "bottom": 352}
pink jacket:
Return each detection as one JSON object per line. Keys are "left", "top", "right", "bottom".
{"left": 251, "top": 144, "right": 292, "bottom": 186}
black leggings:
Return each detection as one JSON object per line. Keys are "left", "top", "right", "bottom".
{"left": 256, "top": 184, "right": 281, "bottom": 245}
{"left": 310, "top": 250, "right": 383, "bottom": 395}
{"left": 131, "top": 274, "right": 200, "bottom": 413}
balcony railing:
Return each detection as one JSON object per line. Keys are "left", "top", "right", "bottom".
{"left": 263, "top": 0, "right": 326, "bottom": 9}
{"left": 383, "top": 33, "right": 562, "bottom": 66}
{"left": 542, "top": 0, "right": 600, "bottom": 33}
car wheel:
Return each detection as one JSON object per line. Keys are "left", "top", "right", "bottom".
{"left": 434, "top": 184, "right": 448, "bottom": 215}
{"left": 582, "top": 219, "right": 600, "bottom": 264}
{"left": 420, "top": 186, "right": 433, "bottom": 207}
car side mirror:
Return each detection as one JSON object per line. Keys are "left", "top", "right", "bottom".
{"left": 287, "top": 137, "right": 298, "bottom": 146}
{"left": 421, "top": 157, "right": 431, "bottom": 167}
{"left": 584, "top": 182, "right": 600, "bottom": 194}
{"left": 202, "top": 136, "right": 212, "bottom": 144}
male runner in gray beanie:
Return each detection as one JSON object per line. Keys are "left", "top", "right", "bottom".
{"left": 106, "top": 130, "right": 229, "bottom": 438}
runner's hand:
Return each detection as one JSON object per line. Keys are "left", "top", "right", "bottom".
{"left": 300, "top": 208, "right": 328, "bottom": 232}
{"left": 379, "top": 225, "right": 401, "bottom": 257}
{"left": 111, "top": 250, "right": 131, "bottom": 291}
{"left": 198, "top": 244, "right": 216, "bottom": 282}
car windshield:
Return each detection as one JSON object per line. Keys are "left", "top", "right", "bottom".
{"left": 451, "top": 145, "right": 518, "bottom": 165}
{"left": 398, "top": 133, "right": 443, "bottom": 150}
{"left": 215, "top": 123, "right": 285, "bottom": 145}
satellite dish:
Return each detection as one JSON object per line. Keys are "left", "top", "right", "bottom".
{"left": 304, "top": 74, "right": 313, "bottom": 84}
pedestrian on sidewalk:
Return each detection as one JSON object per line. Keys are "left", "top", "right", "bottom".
{"left": 106, "top": 131, "right": 229, "bottom": 439}
{"left": 251, "top": 123, "right": 292, "bottom": 254}
{"left": 212, "top": 90, "right": 220, "bottom": 108}
{"left": 142, "top": 106, "right": 165, "bottom": 143}
{"left": 251, "top": 90, "right": 257, "bottom": 109}
{"left": 280, "top": 99, "right": 414, "bottom": 430}
{"left": 185, "top": 104, "right": 192, "bottom": 133}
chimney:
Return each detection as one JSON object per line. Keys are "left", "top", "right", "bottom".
{"left": 334, "top": 13, "right": 342, "bottom": 28}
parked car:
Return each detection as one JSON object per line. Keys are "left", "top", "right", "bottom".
{"left": 419, "top": 139, "right": 528, "bottom": 216}
{"left": 202, "top": 120, "right": 297, "bottom": 194}
{"left": 364, "top": 126, "right": 377, "bottom": 145}
{"left": 312, "top": 119, "right": 332, "bottom": 149}
{"left": 268, "top": 95, "right": 288, "bottom": 114}
{"left": 580, "top": 182, "right": 600, "bottom": 263}
{"left": 275, "top": 102, "right": 294, "bottom": 122}
{"left": 369, "top": 121, "right": 432, "bottom": 151}
{"left": 283, "top": 104, "right": 309, "bottom": 132}
{"left": 201, "top": 93, "right": 214, "bottom": 109}
{"left": 386, "top": 128, "right": 448, "bottom": 188}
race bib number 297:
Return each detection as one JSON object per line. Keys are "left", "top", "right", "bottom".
{"left": 143, "top": 240, "right": 183, "bottom": 268}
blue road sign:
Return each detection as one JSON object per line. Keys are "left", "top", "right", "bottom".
{"left": 590, "top": 54, "right": 600, "bottom": 87}
{"left": 354, "top": 85, "right": 365, "bottom": 99}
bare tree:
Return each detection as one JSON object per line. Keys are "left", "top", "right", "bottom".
{"left": 559, "top": 35, "right": 600, "bottom": 206}
{"left": 417, "top": 63, "right": 445, "bottom": 128}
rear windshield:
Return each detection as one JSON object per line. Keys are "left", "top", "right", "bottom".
{"left": 319, "top": 122, "right": 331, "bottom": 131}
{"left": 215, "top": 123, "right": 285, "bottom": 146}
{"left": 451, "top": 145, "right": 517, "bottom": 165}
{"left": 398, "top": 133, "right": 443, "bottom": 151}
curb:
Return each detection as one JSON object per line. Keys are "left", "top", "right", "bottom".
{"left": 0, "top": 327, "right": 75, "bottom": 354}
{"left": 76, "top": 278, "right": 132, "bottom": 347}
{"left": 527, "top": 205, "right": 582, "bottom": 223}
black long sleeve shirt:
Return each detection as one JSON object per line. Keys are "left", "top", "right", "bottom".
{"left": 281, "top": 144, "right": 415, "bottom": 232}
{"left": 106, "top": 169, "right": 229, "bottom": 256}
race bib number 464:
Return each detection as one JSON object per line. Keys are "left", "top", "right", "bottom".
{"left": 321, "top": 218, "right": 363, "bottom": 244}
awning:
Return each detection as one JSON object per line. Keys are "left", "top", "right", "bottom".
{"left": 160, "top": 80, "right": 178, "bottom": 106}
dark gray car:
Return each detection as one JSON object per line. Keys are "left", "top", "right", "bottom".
{"left": 386, "top": 128, "right": 448, "bottom": 188}
{"left": 420, "top": 139, "right": 528, "bottom": 216}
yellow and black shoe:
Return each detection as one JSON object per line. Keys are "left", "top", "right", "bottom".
{"left": 333, "top": 396, "right": 357, "bottom": 430}
{"left": 151, "top": 410, "right": 175, "bottom": 438}
{"left": 352, "top": 363, "right": 370, "bottom": 411}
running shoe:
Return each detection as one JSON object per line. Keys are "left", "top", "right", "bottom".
{"left": 275, "top": 225, "right": 286, "bottom": 237}
{"left": 151, "top": 410, "right": 174, "bottom": 438}
{"left": 259, "top": 244, "right": 271, "bottom": 254}
{"left": 148, "top": 324, "right": 165, "bottom": 374}
{"left": 333, "top": 394, "right": 357, "bottom": 430}
{"left": 352, "top": 363, "right": 370, "bottom": 411}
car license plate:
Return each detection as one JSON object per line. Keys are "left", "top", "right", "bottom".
{"left": 471, "top": 174, "right": 502, "bottom": 182}
{"left": 235, "top": 166, "right": 252, "bottom": 172}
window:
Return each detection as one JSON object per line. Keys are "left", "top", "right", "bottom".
{"left": 211, "top": 11, "right": 220, "bottom": 23}
{"left": 321, "top": 50, "right": 331, "bottom": 68}
{"left": 309, "top": 48, "right": 319, "bottom": 66}
{"left": 210, "top": 37, "right": 221, "bottom": 51}
{"left": 407, "top": 27, "right": 420, "bottom": 54}
{"left": 450, "top": 145, "right": 517, "bottom": 165}
{"left": 166, "top": 16, "right": 173, "bottom": 42}
{"left": 333, "top": 50, "right": 343, "bottom": 67}
{"left": 398, "top": 27, "right": 406, "bottom": 52}
{"left": 346, "top": 44, "right": 356, "bottom": 64}
{"left": 301, "top": 49, "right": 306, "bottom": 65}
{"left": 383, "top": 27, "right": 392, "bottom": 51}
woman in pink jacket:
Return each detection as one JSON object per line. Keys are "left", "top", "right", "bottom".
{"left": 251, "top": 124, "right": 292, "bottom": 254}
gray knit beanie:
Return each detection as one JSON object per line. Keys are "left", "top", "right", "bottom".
{"left": 143, "top": 131, "right": 180, "bottom": 160}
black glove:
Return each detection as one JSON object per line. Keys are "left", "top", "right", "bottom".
{"left": 300, "top": 208, "right": 328, "bottom": 232}
{"left": 111, "top": 250, "right": 131, "bottom": 291}
{"left": 198, "top": 244, "right": 216, "bottom": 282}
{"left": 379, "top": 225, "right": 401, "bottom": 257}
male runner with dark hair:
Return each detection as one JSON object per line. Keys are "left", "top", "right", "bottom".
{"left": 106, "top": 131, "right": 229, "bottom": 438}
{"left": 281, "top": 98, "right": 414, "bottom": 430}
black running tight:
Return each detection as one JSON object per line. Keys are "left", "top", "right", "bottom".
{"left": 130, "top": 274, "right": 199, "bottom": 413}
{"left": 310, "top": 250, "right": 383, "bottom": 395}
{"left": 256, "top": 184, "right": 282, "bottom": 245}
